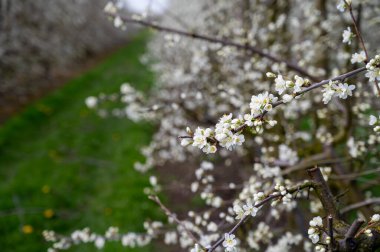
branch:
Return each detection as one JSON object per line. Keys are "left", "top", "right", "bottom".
{"left": 108, "top": 13, "right": 319, "bottom": 81}
{"left": 308, "top": 167, "right": 340, "bottom": 219}
{"left": 229, "top": 67, "right": 366, "bottom": 134}
{"left": 338, "top": 219, "right": 365, "bottom": 251}
{"left": 330, "top": 168, "right": 380, "bottom": 180}
{"left": 346, "top": 219, "right": 365, "bottom": 239}
{"left": 206, "top": 181, "right": 315, "bottom": 252}
{"left": 341, "top": 198, "right": 380, "bottom": 214}
{"left": 328, "top": 215, "right": 335, "bottom": 251}
{"left": 179, "top": 67, "right": 367, "bottom": 147}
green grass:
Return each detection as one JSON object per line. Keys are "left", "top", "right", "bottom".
{"left": 0, "top": 33, "right": 161, "bottom": 251}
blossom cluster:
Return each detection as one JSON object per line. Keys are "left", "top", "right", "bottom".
{"left": 190, "top": 161, "right": 223, "bottom": 208}
{"left": 366, "top": 55, "right": 380, "bottom": 82}
{"left": 223, "top": 233, "right": 238, "bottom": 252}
{"left": 351, "top": 51, "right": 366, "bottom": 64}
{"left": 337, "top": 0, "right": 351, "bottom": 12}
{"left": 233, "top": 199, "right": 260, "bottom": 220}
{"left": 183, "top": 109, "right": 275, "bottom": 154}
{"left": 321, "top": 80, "right": 355, "bottom": 104}
{"left": 369, "top": 114, "right": 380, "bottom": 133}
{"left": 342, "top": 27, "right": 354, "bottom": 45}
{"left": 246, "top": 222, "right": 273, "bottom": 250}
{"left": 307, "top": 216, "right": 323, "bottom": 244}
{"left": 85, "top": 83, "right": 151, "bottom": 121}
{"left": 182, "top": 90, "right": 281, "bottom": 154}
{"left": 363, "top": 214, "right": 380, "bottom": 237}
{"left": 43, "top": 225, "right": 157, "bottom": 251}
{"left": 268, "top": 72, "right": 310, "bottom": 100}
{"left": 272, "top": 184, "right": 293, "bottom": 205}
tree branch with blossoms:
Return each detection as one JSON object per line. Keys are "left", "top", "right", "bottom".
{"left": 205, "top": 180, "right": 317, "bottom": 252}
{"left": 343, "top": 0, "right": 380, "bottom": 95}
{"left": 180, "top": 66, "right": 367, "bottom": 154}
{"left": 103, "top": 8, "right": 319, "bottom": 81}
{"left": 203, "top": 166, "right": 380, "bottom": 252}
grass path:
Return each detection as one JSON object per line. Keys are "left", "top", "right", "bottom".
{"left": 0, "top": 34, "right": 160, "bottom": 251}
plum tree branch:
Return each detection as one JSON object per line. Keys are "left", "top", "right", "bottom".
{"left": 341, "top": 198, "right": 380, "bottom": 214}
{"left": 328, "top": 215, "right": 335, "bottom": 251}
{"left": 108, "top": 13, "right": 319, "bottom": 81}
{"left": 231, "top": 67, "right": 365, "bottom": 135}
{"left": 308, "top": 167, "right": 340, "bottom": 219}
{"left": 206, "top": 181, "right": 315, "bottom": 251}
{"left": 179, "top": 66, "right": 367, "bottom": 145}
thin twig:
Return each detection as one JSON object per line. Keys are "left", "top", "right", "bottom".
{"left": 330, "top": 167, "right": 380, "bottom": 180}
{"left": 345, "top": 2, "right": 369, "bottom": 61}
{"left": 341, "top": 198, "right": 380, "bottom": 214}
{"left": 354, "top": 221, "right": 379, "bottom": 238}
{"left": 148, "top": 195, "right": 204, "bottom": 248}
{"left": 345, "top": 1, "right": 380, "bottom": 95}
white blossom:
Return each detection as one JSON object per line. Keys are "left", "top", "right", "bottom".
{"left": 342, "top": 27, "right": 354, "bottom": 44}
{"left": 164, "top": 232, "right": 177, "bottom": 245}
{"left": 309, "top": 216, "right": 323, "bottom": 227}
{"left": 365, "top": 229, "right": 373, "bottom": 237}
{"left": 113, "top": 16, "right": 124, "bottom": 28}
{"left": 104, "top": 1, "right": 117, "bottom": 14}
{"left": 279, "top": 144, "right": 299, "bottom": 165}
{"left": 203, "top": 143, "right": 217, "bottom": 154}
{"left": 294, "top": 75, "right": 306, "bottom": 93}
{"left": 85, "top": 96, "right": 98, "bottom": 108}
{"left": 190, "top": 243, "right": 203, "bottom": 252}
{"left": 266, "top": 72, "right": 276, "bottom": 78}
{"left": 369, "top": 115, "right": 378, "bottom": 126}
{"left": 250, "top": 92, "right": 278, "bottom": 116}
{"left": 371, "top": 214, "right": 380, "bottom": 222}
{"left": 337, "top": 0, "right": 351, "bottom": 12}
{"left": 366, "top": 55, "right": 380, "bottom": 81}
{"left": 282, "top": 94, "right": 293, "bottom": 103}
{"left": 351, "top": 51, "right": 366, "bottom": 64}
{"left": 308, "top": 216, "right": 323, "bottom": 244}
{"left": 244, "top": 113, "right": 254, "bottom": 126}
{"left": 322, "top": 81, "right": 337, "bottom": 104}
{"left": 275, "top": 75, "right": 287, "bottom": 95}
{"left": 192, "top": 127, "right": 213, "bottom": 150}
{"left": 94, "top": 236, "right": 105, "bottom": 249}
{"left": 222, "top": 233, "right": 237, "bottom": 252}
{"left": 243, "top": 202, "right": 259, "bottom": 217}
{"left": 335, "top": 83, "right": 355, "bottom": 99}
{"left": 233, "top": 204, "right": 245, "bottom": 220}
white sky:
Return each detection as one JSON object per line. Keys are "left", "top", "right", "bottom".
{"left": 120, "top": 0, "right": 169, "bottom": 14}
